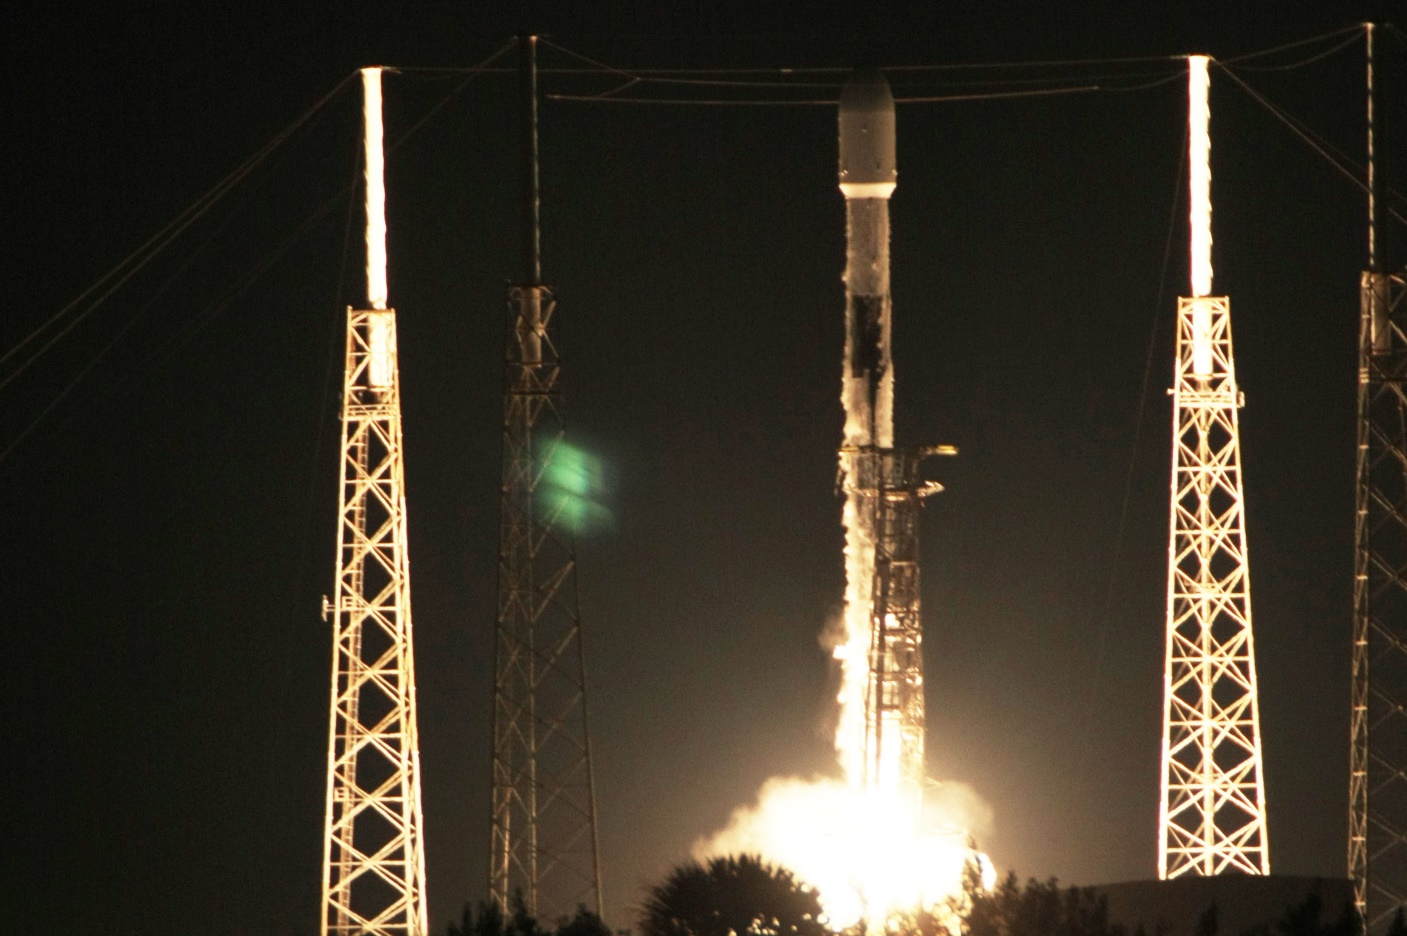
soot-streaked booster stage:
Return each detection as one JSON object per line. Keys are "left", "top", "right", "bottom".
{"left": 835, "top": 70, "right": 954, "bottom": 821}
{"left": 695, "top": 71, "right": 984, "bottom": 936}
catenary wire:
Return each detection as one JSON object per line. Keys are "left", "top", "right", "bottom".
{"left": 549, "top": 83, "right": 1109, "bottom": 106}
{"left": 2, "top": 43, "right": 514, "bottom": 464}
{"left": 557, "top": 66, "right": 1189, "bottom": 100}
{"left": 394, "top": 26, "right": 1363, "bottom": 79}
{"left": 0, "top": 72, "right": 358, "bottom": 382}
{"left": 535, "top": 31, "right": 1376, "bottom": 107}
{"left": 0, "top": 105, "right": 345, "bottom": 467}
{"left": 1216, "top": 61, "right": 1407, "bottom": 228}
{"left": 1220, "top": 23, "right": 1366, "bottom": 66}
{"left": 1228, "top": 27, "right": 1364, "bottom": 72}
{"left": 0, "top": 189, "right": 302, "bottom": 466}
{"left": 112, "top": 43, "right": 512, "bottom": 401}
{"left": 0, "top": 40, "right": 514, "bottom": 408}
{"left": 264, "top": 145, "right": 361, "bottom": 782}
{"left": 1079, "top": 127, "right": 1187, "bottom": 775}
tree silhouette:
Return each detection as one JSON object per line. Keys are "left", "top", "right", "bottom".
{"left": 446, "top": 893, "right": 610, "bottom": 936}
{"left": 639, "top": 854, "right": 828, "bottom": 936}
{"left": 964, "top": 872, "right": 1127, "bottom": 936}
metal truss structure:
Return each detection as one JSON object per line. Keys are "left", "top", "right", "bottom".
{"left": 489, "top": 36, "right": 603, "bottom": 923}
{"left": 846, "top": 444, "right": 951, "bottom": 804}
{"left": 321, "top": 304, "right": 429, "bottom": 936}
{"left": 1351, "top": 268, "right": 1407, "bottom": 931}
{"left": 1349, "top": 24, "right": 1407, "bottom": 933}
{"left": 1157, "top": 293, "right": 1271, "bottom": 878}
{"left": 490, "top": 284, "right": 603, "bottom": 922}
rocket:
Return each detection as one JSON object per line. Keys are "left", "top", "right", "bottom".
{"left": 839, "top": 69, "right": 897, "bottom": 454}
{"left": 836, "top": 67, "right": 953, "bottom": 812}
{"left": 836, "top": 69, "right": 904, "bottom": 796}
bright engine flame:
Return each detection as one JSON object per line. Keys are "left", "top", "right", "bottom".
{"left": 697, "top": 595, "right": 995, "bottom": 934}
{"left": 695, "top": 775, "right": 995, "bottom": 933}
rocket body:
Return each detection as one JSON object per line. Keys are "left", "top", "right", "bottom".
{"left": 840, "top": 70, "right": 896, "bottom": 452}
{"left": 836, "top": 69, "right": 919, "bottom": 800}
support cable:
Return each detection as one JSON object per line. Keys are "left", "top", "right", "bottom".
{"left": 1079, "top": 126, "right": 1188, "bottom": 771}
{"left": 1220, "top": 24, "right": 1367, "bottom": 68}
{"left": 0, "top": 183, "right": 347, "bottom": 466}
{"left": 538, "top": 35, "right": 1183, "bottom": 105}
{"left": 1228, "top": 31, "right": 1364, "bottom": 71}
{"left": 0, "top": 73, "right": 358, "bottom": 384}
{"left": 1216, "top": 62, "right": 1407, "bottom": 227}
{"left": 264, "top": 145, "right": 362, "bottom": 784}
{"left": 548, "top": 83, "right": 1109, "bottom": 105}
{"left": 411, "top": 25, "right": 1367, "bottom": 78}
{"left": 1, "top": 42, "right": 513, "bottom": 467}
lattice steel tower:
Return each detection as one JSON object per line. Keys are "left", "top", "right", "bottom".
{"left": 1350, "top": 22, "right": 1407, "bottom": 933}
{"left": 1157, "top": 55, "right": 1271, "bottom": 880}
{"left": 321, "top": 68, "right": 430, "bottom": 936}
{"left": 489, "top": 36, "right": 603, "bottom": 922}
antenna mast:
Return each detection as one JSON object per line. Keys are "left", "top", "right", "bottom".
{"left": 321, "top": 66, "right": 430, "bottom": 936}
{"left": 1350, "top": 21, "right": 1407, "bottom": 932}
{"left": 488, "top": 34, "right": 604, "bottom": 922}
{"left": 1156, "top": 54, "right": 1271, "bottom": 879}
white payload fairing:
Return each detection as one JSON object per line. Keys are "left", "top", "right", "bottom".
{"left": 839, "top": 69, "right": 897, "bottom": 454}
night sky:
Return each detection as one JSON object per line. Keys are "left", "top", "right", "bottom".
{"left": 3, "top": 3, "right": 1403, "bottom": 934}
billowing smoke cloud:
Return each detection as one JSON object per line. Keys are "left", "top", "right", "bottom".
{"left": 695, "top": 775, "right": 995, "bottom": 932}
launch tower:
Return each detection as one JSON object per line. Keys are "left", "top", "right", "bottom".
{"left": 1349, "top": 22, "right": 1407, "bottom": 933}
{"left": 1156, "top": 55, "right": 1271, "bottom": 880}
{"left": 488, "top": 36, "right": 604, "bottom": 922}
{"left": 320, "top": 67, "right": 430, "bottom": 936}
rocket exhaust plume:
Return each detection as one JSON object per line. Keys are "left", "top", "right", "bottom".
{"left": 697, "top": 70, "right": 990, "bottom": 934}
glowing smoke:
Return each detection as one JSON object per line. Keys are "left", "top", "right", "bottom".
{"left": 695, "top": 600, "right": 996, "bottom": 932}
{"left": 695, "top": 774, "right": 995, "bottom": 932}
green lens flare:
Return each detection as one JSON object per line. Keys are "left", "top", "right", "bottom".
{"left": 539, "top": 441, "right": 613, "bottom": 536}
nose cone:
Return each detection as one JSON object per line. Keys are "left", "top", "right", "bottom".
{"left": 839, "top": 69, "right": 896, "bottom": 198}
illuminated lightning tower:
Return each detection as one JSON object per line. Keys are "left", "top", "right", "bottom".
{"left": 489, "top": 35, "right": 603, "bottom": 922}
{"left": 1350, "top": 22, "right": 1407, "bottom": 933}
{"left": 836, "top": 70, "right": 952, "bottom": 814}
{"left": 1157, "top": 55, "right": 1270, "bottom": 880}
{"left": 321, "top": 67, "right": 430, "bottom": 936}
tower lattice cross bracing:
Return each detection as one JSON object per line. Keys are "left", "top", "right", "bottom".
{"left": 321, "top": 306, "right": 430, "bottom": 936}
{"left": 489, "top": 284, "right": 602, "bottom": 921}
{"left": 856, "top": 446, "right": 948, "bottom": 801}
{"left": 1157, "top": 55, "right": 1269, "bottom": 881}
{"left": 489, "top": 36, "right": 603, "bottom": 923}
{"left": 1351, "top": 269, "right": 1407, "bottom": 932}
{"left": 1349, "top": 23, "right": 1407, "bottom": 933}
{"left": 1158, "top": 295, "right": 1270, "bottom": 878}
{"left": 320, "top": 67, "right": 429, "bottom": 936}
